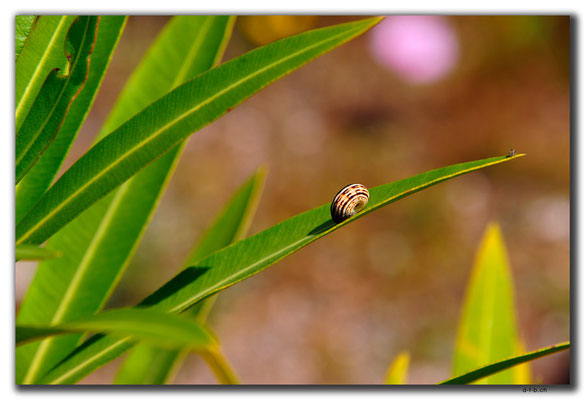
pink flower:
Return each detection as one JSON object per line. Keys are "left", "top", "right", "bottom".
{"left": 369, "top": 16, "right": 459, "bottom": 84}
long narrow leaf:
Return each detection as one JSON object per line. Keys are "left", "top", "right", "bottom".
{"left": 17, "top": 309, "right": 216, "bottom": 351}
{"left": 15, "top": 17, "right": 99, "bottom": 184}
{"left": 453, "top": 223, "right": 530, "bottom": 384}
{"left": 16, "top": 16, "right": 37, "bottom": 61}
{"left": 15, "top": 16, "right": 233, "bottom": 385}
{"left": 38, "top": 154, "right": 524, "bottom": 384}
{"left": 15, "top": 244, "right": 61, "bottom": 261}
{"left": 15, "top": 17, "right": 382, "bottom": 246}
{"left": 15, "top": 16, "right": 127, "bottom": 223}
{"left": 114, "top": 167, "right": 266, "bottom": 384}
{"left": 98, "top": 16, "right": 236, "bottom": 138}
{"left": 440, "top": 342, "right": 569, "bottom": 384}
{"left": 15, "top": 16, "right": 77, "bottom": 133}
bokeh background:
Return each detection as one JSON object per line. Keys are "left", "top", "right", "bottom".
{"left": 16, "top": 15, "right": 571, "bottom": 384}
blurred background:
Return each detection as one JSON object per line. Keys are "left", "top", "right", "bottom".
{"left": 16, "top": 15, "right": 570, "bottom": 384}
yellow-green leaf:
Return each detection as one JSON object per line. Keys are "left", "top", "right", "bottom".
{"left": 452, "top": 222, "right": 531, "bottom": 384}
{"left": 385, "top": 351, "right": 410, "bottom": 384}
{"left": 16, "top": 16, "right": 37, "bottom": 61}
{"left": 15, "top": 244, "right": 61, "bottom": 261}
{"left": 16, "top": 308, "right": 216, "bottom": 351}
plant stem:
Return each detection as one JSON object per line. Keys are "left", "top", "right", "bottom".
{"left": 199, "top": 346, "right": 239, "bottom": 384}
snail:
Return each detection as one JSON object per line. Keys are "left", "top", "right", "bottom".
{"left": 330, "top": 184, "right": 370, "bottom": 223}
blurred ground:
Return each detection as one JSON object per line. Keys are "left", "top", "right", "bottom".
{"left": 16, "top": 15, "right": 570, "bottom": 384}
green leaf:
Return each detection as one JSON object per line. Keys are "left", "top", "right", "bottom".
{"left": 114, "top": 167, "right": 266, "bottom": 384}
{"left": 15, "top": 17, "right": 382, "bottom": 246}
{"left": 97, "top": 16, "right": 236, "bottom": 138}
{"left": 385, "top": 351, "right": 410, "bottom": 384}
{"left": 15, "top": 16, "right": 37, "bottom": 61}
{"left": 15, "top": 16, "right": 127, "bottom": 224}
{"left": 37, "top": 154, "right": 524, "bottom": 384}
{"left": 441, "top": 342, "right": 569, "bottom": 384}
{"left": 15, "top": 16, "right": 77, "bottom": 133}
{"left": 15, "top": 16, "right": 233, "bottom": 385}
{"left": 115, "top": 345, "right": 186, "bottom": 385}
{"left": 15, "top": 244, "right": 61, "bottom": 261}
{"left": 15, "top": 17, "right": 99, "bottom": 184}
{"left": 452, "top": 222, "right": 531, "bottom": 384}
{"left": 17, "top": 308, "right": 216, "bottom": 351}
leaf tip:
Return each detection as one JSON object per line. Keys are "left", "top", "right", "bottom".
{"left": 254, "top": 164, "right": 269, "bottom": 181}
{"left": 362, "top": 16, "right": 385, "bottom": 29}
{"left": 485, "top": 220, "right": 502, "bottom": 236}
{"left": 385, "top": 350, "right": 410, "bottom": 384}
{"left": 507, "top": 153, "right": 527, "bottom": 159}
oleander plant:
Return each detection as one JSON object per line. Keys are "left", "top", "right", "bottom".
{"left": 15, "top": 15, "right": 569, "bottom": 385}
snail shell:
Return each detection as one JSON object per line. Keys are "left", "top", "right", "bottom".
{"left": 330, "top": 184, "right": 370, "bottom": 223}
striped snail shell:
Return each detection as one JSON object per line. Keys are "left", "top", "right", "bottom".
{"left": 330, "top": 184, "right": 370, "bottom": 223}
